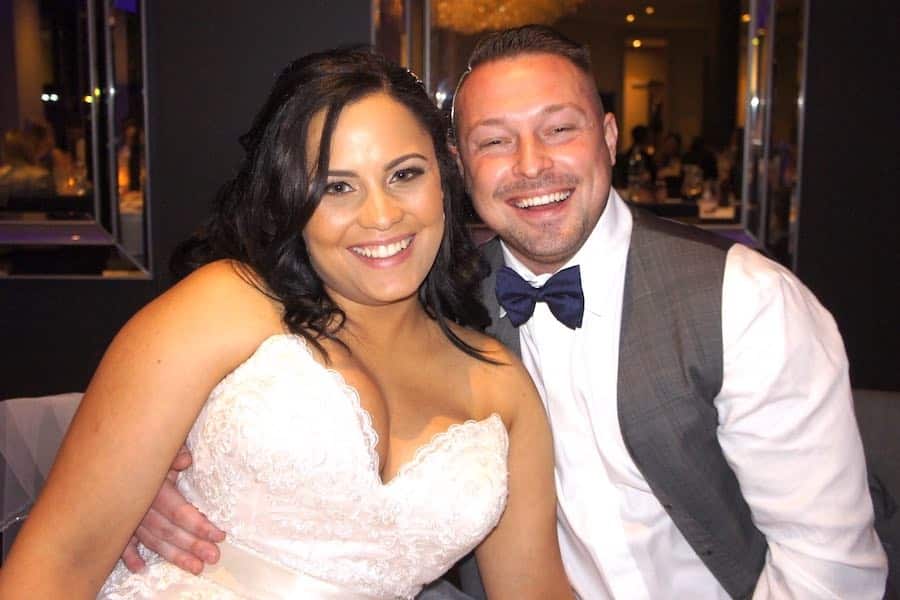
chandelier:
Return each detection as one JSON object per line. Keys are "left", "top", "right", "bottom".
{"left": 433, "top": 0, "right": 585, "bottom": 34}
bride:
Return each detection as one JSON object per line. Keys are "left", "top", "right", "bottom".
{"left": 0, "top": 49, "right": 571, "bottom": 599}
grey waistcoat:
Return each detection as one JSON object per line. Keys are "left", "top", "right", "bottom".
{"left": 479, "top": 208, "right": 767, "bottom": 599}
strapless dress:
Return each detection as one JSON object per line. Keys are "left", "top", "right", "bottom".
{"left": 98, "top": 334, "right": 508, "bottom": 599}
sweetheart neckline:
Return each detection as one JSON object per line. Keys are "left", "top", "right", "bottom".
{"left": 250, "top": 333, "right": 505, "bottom": 488}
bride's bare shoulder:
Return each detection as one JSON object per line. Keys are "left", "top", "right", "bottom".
{"left": 121, "top": 259, "right": 284, "bottom": 358}
{"left": 447, "top": 324, "right": 514, "bottom": 364}
{"left": 170, "top": 259, "right": 269, "bottom": 298}
{"left": 163, "top": 259, "right": 279, "bottom": 316}
{"left": 448, "top": 324, "right": 538, "bottom": 423}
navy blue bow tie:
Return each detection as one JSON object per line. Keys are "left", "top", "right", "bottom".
{"left": 495, "top": 265, "right": 584, "bottom": 329}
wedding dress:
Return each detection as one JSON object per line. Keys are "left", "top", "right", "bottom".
{"left": 99, "top": 334, "right": 509, "bottom": 599}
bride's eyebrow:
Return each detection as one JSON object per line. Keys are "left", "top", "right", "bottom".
{"left": 325, "top": 152, "right": 427, "bottom": 178}
{"left": 384, "top": 153, "right": 428, "bottom": 172}
{"left": 325, "top": 169, "right": 356, "bottom": 178}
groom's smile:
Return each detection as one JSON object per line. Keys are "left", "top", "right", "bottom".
{"left": 453, "top": 52, "right": 619, "bottom": 275}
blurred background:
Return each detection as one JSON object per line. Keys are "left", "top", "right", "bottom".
{"left": 1, "top": 0, "right": 897, "bottom": 395}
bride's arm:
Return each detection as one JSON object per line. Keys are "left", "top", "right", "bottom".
{"left": 0, "top": 261, "right": 277, "bottom": 598}
{"left": 472, "top": 346, "right": 573, "bottom": 600}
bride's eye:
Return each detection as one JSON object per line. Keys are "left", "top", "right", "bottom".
{"left": 324, "top": 181, "right": 354, "bottom": 195}
{"left": 391, "top": 166, "right": 424, "bottom": 183}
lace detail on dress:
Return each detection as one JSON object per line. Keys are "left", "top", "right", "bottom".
{"left": 98, "top": 334, "right": 509, "bottom": 600}
{"left": 384, "top": 417, "right": 503, "bottom": 486}
{"left": 321, "top": 361, "right": 381, "bottom": 486}
{"left": 100, "top": 546, "right": 244, "bottom": 599}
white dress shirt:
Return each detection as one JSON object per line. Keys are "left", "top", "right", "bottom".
{"left": 500, "top": 190, "right": 887, "bottom": 599}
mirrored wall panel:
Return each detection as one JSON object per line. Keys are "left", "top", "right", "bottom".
{"left": 0, "top": 0, "right": 149, "bottom": 278}
{"left": 740, "top": 0, "right": 805, "bottom": 267}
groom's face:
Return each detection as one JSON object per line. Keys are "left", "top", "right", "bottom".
{"left": 454, "top": 52, "right": 618, "bottom": 275}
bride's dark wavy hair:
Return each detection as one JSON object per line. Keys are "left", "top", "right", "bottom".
{"left": 171, "top": 48, "right": 493, "bottom": 360}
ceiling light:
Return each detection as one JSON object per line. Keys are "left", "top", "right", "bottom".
{"left": 432, "top": 0, "right": 585, "bottom": 34}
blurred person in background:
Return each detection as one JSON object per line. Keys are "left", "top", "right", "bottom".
{"left": 0, "top": 128, "right": 55, "bottom": 207}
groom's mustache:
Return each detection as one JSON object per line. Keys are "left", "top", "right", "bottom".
{"left": 494, "top": 174, "right": 580, "bottom": 198}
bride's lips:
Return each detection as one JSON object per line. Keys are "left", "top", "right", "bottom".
{"left": 347, "top": 234, "right": 415, "bottom": 267}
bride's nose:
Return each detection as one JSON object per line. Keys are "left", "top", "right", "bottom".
{"left": 359, "top": 188, "right": 404, "bottom": 230}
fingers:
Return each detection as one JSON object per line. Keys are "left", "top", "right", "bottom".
{"left": 165, "top": 447, "right": 192, "bottom": 484}
{"left": 168, "top": 446, "right": 193, "bottom": 479}
{"left": 135, "top": 506, "right": 224, "bottom": 574}
{"left": 152, "top": 478, "right": 226, "bottom": 543}
{"left": 121, "top": 536, "right": 146, "bottom": 573}
{"left": 131, "top": 476, "right": 227, "bottom": 575}
{"left": 135, "top": 514, "right": 207, "bottom": 575}
{"left": 169, "top": 501, "right": 226, "bottom": 543}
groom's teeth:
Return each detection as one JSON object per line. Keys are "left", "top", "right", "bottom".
{"left": 351, "top": 237, "right": 413, "bottom": 259}
{"left": 515, "top": 190, "right": 572, "bottom": 208}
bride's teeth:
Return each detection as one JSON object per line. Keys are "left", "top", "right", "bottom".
{"left": 515, "top": 190, "right": 572, "bottom": 208}
{"left": 351, "top": 237, "right": 412, "bottom": 258}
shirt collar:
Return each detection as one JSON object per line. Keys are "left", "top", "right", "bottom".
{"left": 497, "top": 188, "right": 632, "bottom": 320}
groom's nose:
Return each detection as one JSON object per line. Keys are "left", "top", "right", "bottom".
{"left": 513, "top": 136, "right": 553, "bottom": 179}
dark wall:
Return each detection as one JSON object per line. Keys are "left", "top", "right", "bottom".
{"left": 0, "top": 0, "right": 371, "bottom": 398}
{"left": 795, "top": 2, "right": 900, "bottom": 390}
{"left": 0, "top": 0, "right": 19, "bottom": 135}
{"left": 702, "top": 0, "right": 739, "bottom": 148}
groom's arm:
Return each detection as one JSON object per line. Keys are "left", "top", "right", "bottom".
{"left": 716, "top": 245, "right": 887, "bottom": 598}
{"left": 121, "top": 445, "right": 226, "bottom": 574}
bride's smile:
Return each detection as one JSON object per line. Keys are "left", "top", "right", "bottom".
{"left": 302, "top": 92, "right": 446, "bottom": 308}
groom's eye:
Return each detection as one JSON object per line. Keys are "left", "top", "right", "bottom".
{"left": 477, "top": 138, "right": 508, "bottom": 150}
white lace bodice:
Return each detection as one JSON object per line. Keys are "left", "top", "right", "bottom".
{"left": 100, "top": 334, "right": 509, "bottom": 599}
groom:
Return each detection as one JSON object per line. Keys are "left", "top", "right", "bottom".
{"left": 126, "top": 26, "right": 887, "bottom": 598}
{"left": 446, "top": 25, "right": 885, "bottom": 599}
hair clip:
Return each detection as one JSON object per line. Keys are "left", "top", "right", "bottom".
{"left": 405, "top": 67, "right": 425, "bottom": 88}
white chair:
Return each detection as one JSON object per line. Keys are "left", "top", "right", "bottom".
{"left": 0, "top": 393, "right": 82, "bottom": 561}
{"left": 0, "top": 388, "right": 896, "bottom": 588}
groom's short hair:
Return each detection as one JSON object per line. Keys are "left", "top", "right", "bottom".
{"left": 451, "top": 25, "right": 600, "bottom": 134}
{"left": 465, "top": 25, "right": 592, "bottom": 76}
